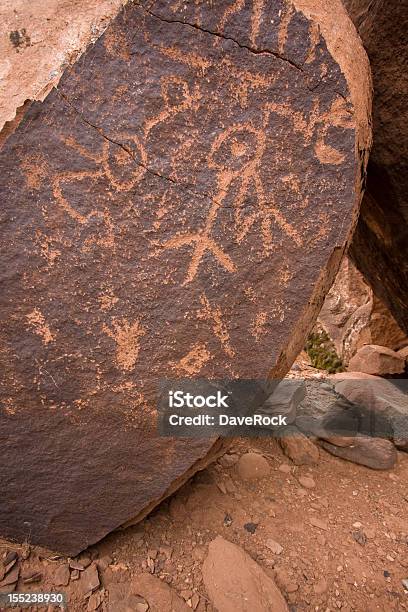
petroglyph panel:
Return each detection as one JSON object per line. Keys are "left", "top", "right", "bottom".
{"left": 0, "top": 1, "right": 371, "bottom": 554}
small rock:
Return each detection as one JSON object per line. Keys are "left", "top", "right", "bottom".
{"left": 217, "top": 481, "right": 227, "bottom": 494}
{"left": 219, "top": 453, "right": 239, "bottom": 468}
{"left": 147, "top": 549, "right": 158, "bottom": 560}
{"left": 397, "top": 345, "right": 408, "bottom": 360}
{"left": 320, "top": 437, "right": 397, "bottom": 470}
{"left": 394, "top": 437, "right": 408, "bottom": 452}
{"left": 3, "top": 551, "right": 18, "bottom": 566}
{"left": 80, "top": 563, "right": 100, "bottom": 597}
{"left": 3, "top": 552, "right": 18, "bottom": 575}
{"left": 244, "top": 522, "right": 258, "bottom": 534}
{"left": 0, "top": 564, "right": 19, "bottom": 588}
{"left": 80, "top": 556, "right": 92, "bottom": 568}
{"left": 191, "top": 593, "right": 200, "bottom": 610}
{"left": 96, "top": 555, "right": 112, "bottom": 571}
{"left": 310, "top": 517, "right": 328, "bottom": 531}
{"left": 21, "top": 543, "right": 31, "bottom": 560}
{"left": 348, "top": 345, "right": 405, "bottom": 375}
{"left": 265, "top": 539, "right": 283, "bottom": 555}
{"left": 224, "top": 476, "right": 237, "bottom": 493}
{"left": 70, "top": 559, "right": 85, "bottom": 571}
{"left": 236, "top": 452, "right": 270, "bottom": 481}
{"left": 159, "top": 546, "right": 173, "bottom": 560}
{"left": 402, "top": 578, "right": 408, "bottom": 591}
{"left": 278, "top": 463, "right": 292, "bottom": 474}
{"left": 320, "top": 383, "right": 333, "bottom": 392}
{"left": 280, "top": 431, "right": 320, "bottom": 465}
{"left": 274, "top": 567, "right": 298, "bottom": 593}
{"left": 202, "top": 536, "right": 288, "bottom": 611}
{"left": 71, "top": 569, "right": 80, "bottom": 581}
{"left": 54, "top": 564, "right": 70, "bottom": 587}
{"left": 298, "top": 476, "right": 316, "bottom": 489}
{"left": 224, "top": 513, "right": 233, "bottom": 527}
{"left": 319, "top": 497, "right": 329, "bottom": 508}
{"left": 87, "top": 589, "right": 104, "bottom": 611}
{"left": 180, "top": 589, "right": 193, "bottom": 600}
{"left": 352, "top": 530, "right": 367, "bottom": 546}
{"left": 133, "top": 573, "right": 190, "bottom": 612}
{"left": 23, "top": 571, "right": 42, "bottom": 584}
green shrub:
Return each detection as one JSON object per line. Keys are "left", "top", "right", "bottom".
{"left": 305, "top": 328, "right": 344, "bottom": 373}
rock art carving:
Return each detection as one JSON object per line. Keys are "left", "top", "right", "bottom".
{"left": 0, "top": 0, "right": 371, "bottom": 554}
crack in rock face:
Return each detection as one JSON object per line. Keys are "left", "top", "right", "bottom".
{"left": 0, "top": 0, "right": 370, "bottom": 554}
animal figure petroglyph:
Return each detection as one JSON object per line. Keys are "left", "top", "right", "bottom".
{"left": 52, "top": 133, "right": 147, "bottom": 226}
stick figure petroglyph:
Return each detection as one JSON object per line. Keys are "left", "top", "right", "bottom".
{"left": 163, "top": 114, "right": 302, "bottom": 285}
{"left": 208, "top": 122, "right": 303, "bottom": 252}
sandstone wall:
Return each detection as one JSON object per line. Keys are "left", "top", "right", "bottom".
{"left": 343, "top": 0, "right": 408, "bottom": 334}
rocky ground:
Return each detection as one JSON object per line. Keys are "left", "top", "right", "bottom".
{"left": 1, "top": 355, "right": 408, "bottom": 612}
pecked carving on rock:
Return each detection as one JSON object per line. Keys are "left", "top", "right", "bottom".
{"left": 0, "top": 0, "right": 371, "bottom": 554}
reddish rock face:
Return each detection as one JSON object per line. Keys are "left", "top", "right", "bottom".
{"left": 318, "top": 257, "right": 407, "bottom": 365}
{"left": 0, "top": 1, "right": 370, "bottom": 554}
{"left": 348, "top": 345, "right": 405, "bottom": 376}
{"left": 344, "top": 0, "right": 408, "bottom": 334}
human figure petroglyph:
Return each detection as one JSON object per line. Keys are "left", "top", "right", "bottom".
{"left": 52, "top": 26, "right": 352, "bottom": 280}
{"left": 161, "top": 91, "right": 352, "bottom": 284}
{"left": 164, "top": 114, "right": 303, "bottom": 285}
{"left": 208, "top": 121, "right": 303, "bottom": 252}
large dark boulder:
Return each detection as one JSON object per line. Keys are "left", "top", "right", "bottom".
{"left": 0, "top": 0, "right": 371, "bottom": 554}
